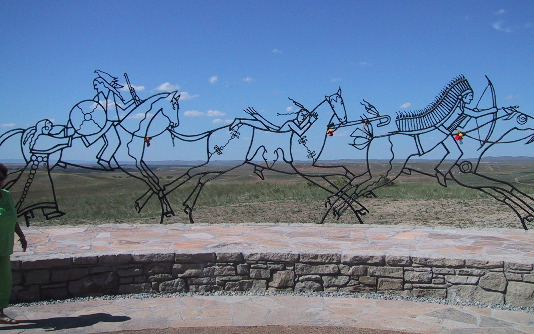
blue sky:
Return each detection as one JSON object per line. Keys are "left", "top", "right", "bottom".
{"left": 1, "top": 0, "right": 533, "bottom": 162}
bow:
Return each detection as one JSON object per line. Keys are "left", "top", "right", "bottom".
{"left": 475, "top": 75, "right": 497, "bottom": 149}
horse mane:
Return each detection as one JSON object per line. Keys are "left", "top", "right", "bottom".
{"left": 395, "top": 75, "right": 472, "bottom": 133}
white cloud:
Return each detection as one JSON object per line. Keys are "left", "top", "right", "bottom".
{"left": 272, "top": 48, "right": 283, "bottom": 54}
{"left": 358, "top": 61, "right": 372, "bottom": 66}
{"left": 495, "top": 9, "right": 506, "bottom": 15}
{"left": 1, "top": 123, "right": 16, "bottom": 128}
{"left": 243, "top": 77, "right": 255, "bottom": 83}
{"left": 96, "top": 99, "right": 118, "bottom": 110}
{"left": 184, "top": 109, "right": 225, "bottom": 118}
{"left": 176, "top": 92, "right": 199, "bottom": 101}
{"left": 127, "top": 112, "right": 153, "bottom": 120}
{"left": 155, "top": 82, "right": 180, "bottom": 91}
{"left": 209, "top": 76, "right": 218, "bottom": 84}
{"left": 212, "top": 119, "right": 232, "bottom": 124}
{"left": 331, "top": 78, "right": 341, "bottom": 82}
{"left": 505, "top": 94, "right": 520, "bottom": 100}
{"left": 493, "top": 21, "right": 513, "bottom": 33}
{"left": 184, "top": 110, "right": 204, "bottom": 117}
{"left": 400, "top": 102, "right": 411, "bottom": 109}
{"left": 207, "top": 110, "right": 225, "bottom": 117}
{"left": 120, "top": 84, "right": 145, "bottom": 92}
{"left": 286, "top": 106, "right": 294, "bottom": 113}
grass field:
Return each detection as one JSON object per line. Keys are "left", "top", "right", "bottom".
{"left": 5, "top": 160, "right": 534, "bottom": 229}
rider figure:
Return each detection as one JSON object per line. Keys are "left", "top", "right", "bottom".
{"left": 231, "top": 98, "right": 318, "bottom": 137}
{"left": 434, "top": 86, "right": 496, "bottom": 185}
{"left": 229, "top": 98, "right": 318, "bottom": 179}
{"left": 394, "top": 76, "right": 499, "bottom": 186}
{"left": 91, "top": 70, "right": 137, "bottom": 170}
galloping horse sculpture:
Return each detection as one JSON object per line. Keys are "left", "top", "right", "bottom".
{"left": 1, "top": 72, "right": 532, "bottom": 229}
{"left": 323, "top": 75, "right": 534, "bottom": 230}
{"left": 0, "top": 70, "right": 180, "bottom": 224}
{"left": 158, "top": 88, "right": 367, "bottom": 223}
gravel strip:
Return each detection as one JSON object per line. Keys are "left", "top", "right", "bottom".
{"left": 11, "top": 290, "right": 534, "bottom": 313}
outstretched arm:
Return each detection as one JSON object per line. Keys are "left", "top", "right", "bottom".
{"left": 464, "top": 106, "right": 498, "bottom": 118}
{"left": 245, "top": 107, "right": 279, "bottom": 130}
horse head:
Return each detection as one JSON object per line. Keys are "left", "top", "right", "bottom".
{"left": 475, "top": 105, "right": 534, "bottom": 152}
{"left": 325, "top": 87, "right": 348, "bottom": 125}
{"left": 501, "top": 106, "right": 534, "bottom": 144}
{"left": 164, "top": 91, "right": 180, "bottom": 130}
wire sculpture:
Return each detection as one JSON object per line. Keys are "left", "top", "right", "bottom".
{"left": 1, "top": 70, "right": 180, "bottom": 225}
{"left": 324, "top": 75, "right": 534, "bottom": 230}
{"left": 0, "top": 72, "right": 532, "bottom": 229}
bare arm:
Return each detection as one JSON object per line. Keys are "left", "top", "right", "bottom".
{"left": 14, "top": 222, "right": 27, "bottom": 252}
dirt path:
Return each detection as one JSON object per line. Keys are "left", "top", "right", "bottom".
{"left": 32, "top": 197, "right": 528, "bottom": 230}
{"left": 143, "top": 198, "right": 525, "bottom": 230}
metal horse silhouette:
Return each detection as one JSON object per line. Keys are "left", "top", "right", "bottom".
{"left": 1, "top": 70, "right": 180, "bottom": 224}
{"left": 159, "top": 88, "right": 369, "bottom": 223}
{"left": 0, "top": 72, "right": 532, "bottom": 229}
{"left": 324, "top": 75, "right": 534, "bottom": 230}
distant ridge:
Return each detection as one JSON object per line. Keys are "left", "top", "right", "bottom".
{"left": 3, "top": 156, "right": 533, "bottom": 167}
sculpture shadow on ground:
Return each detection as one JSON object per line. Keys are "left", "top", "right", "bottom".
{"left": 1, "top": 312, "right": 131, "bottom": 331}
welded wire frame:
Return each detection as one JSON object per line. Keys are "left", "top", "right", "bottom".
{"left": 322, "top": 76, "right": 534, "bottom": 230}
{"left": 0, "top": 72, "right": 532, "bottom": 230}
{"left": 1, "top": 70, "right": 181, "bottom": 226}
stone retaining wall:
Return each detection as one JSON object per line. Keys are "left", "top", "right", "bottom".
{"left": 10, "top": 252, "right": 534, "bottom": 307}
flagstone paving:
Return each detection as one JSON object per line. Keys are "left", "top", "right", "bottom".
{"left": 3, "top": 294, "right": 534, "bottom": 333}
{"left": 11, "top": 223, "right": 534, "bottom": 264}
{"left": 4, "top": 223, "right": 534, "bottom": 333}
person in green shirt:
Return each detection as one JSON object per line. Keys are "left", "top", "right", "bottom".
{"left": 0, "top": 163, "right": 27, "bottom": 325}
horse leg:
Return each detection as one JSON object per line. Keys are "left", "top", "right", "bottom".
{"left": 180, "top": 173, "right": 218, "bottom": 224}
{"left": 320, "top": 172, "right": 372, "bottom": 223}
{"left": 318, "top": 159, "right": 376, "bottom": 223}
{"left": 182, "top": 178, "right": 206, "bottom": 224}
{"left": 289, "top": 162, "right": 356, "bottom": 194}
{"left": 131, "top": 166, "right": 172, "bottom": 217}
{"left": 132, "top": 179, "right": 174, "bottom": 222}
{"left": 139, "top": 160, "right": 175, "bottom": 219}
{"left": 329, "top": 150, "right": 407, "bottom": 222}
{"left": 162, "top": 163, "right": 209, "bottom": 204}
{"left": 123, "top": 144, "right": 175, "bottom": 222}
{"left": 181, "top": 164, "right": 246, "bottom": 223}
{"left": 320, "top": 192, "right": 369, "bottom": 224}
{"left": 450, "top": 170, "right": 533, "bottom": 230}
{"left": 135, "top": 189, "right": 152, "bottom": 213}
{"left": 163, "top": 164, "right": 226, "bottom": 223}
{"left": 477, "top": 187, "right": 531, "bottom": 230}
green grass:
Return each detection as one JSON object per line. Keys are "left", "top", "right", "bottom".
{"left": 373, "top": 183, "right": 486, "bottom": 199}
{"left": 7, "top": 162, "right": 533, "bottom": 225}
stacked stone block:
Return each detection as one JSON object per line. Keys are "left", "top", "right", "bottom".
{"left": 10, "top": 252, "right": 534, "bottom": 308}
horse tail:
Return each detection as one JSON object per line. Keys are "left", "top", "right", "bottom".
{"left": 0, "top": 128, "right": 24, "bottom": 146}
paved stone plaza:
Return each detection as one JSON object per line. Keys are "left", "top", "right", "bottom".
{"left": 3, "top": 223, "right": 534, "bottom": 333}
